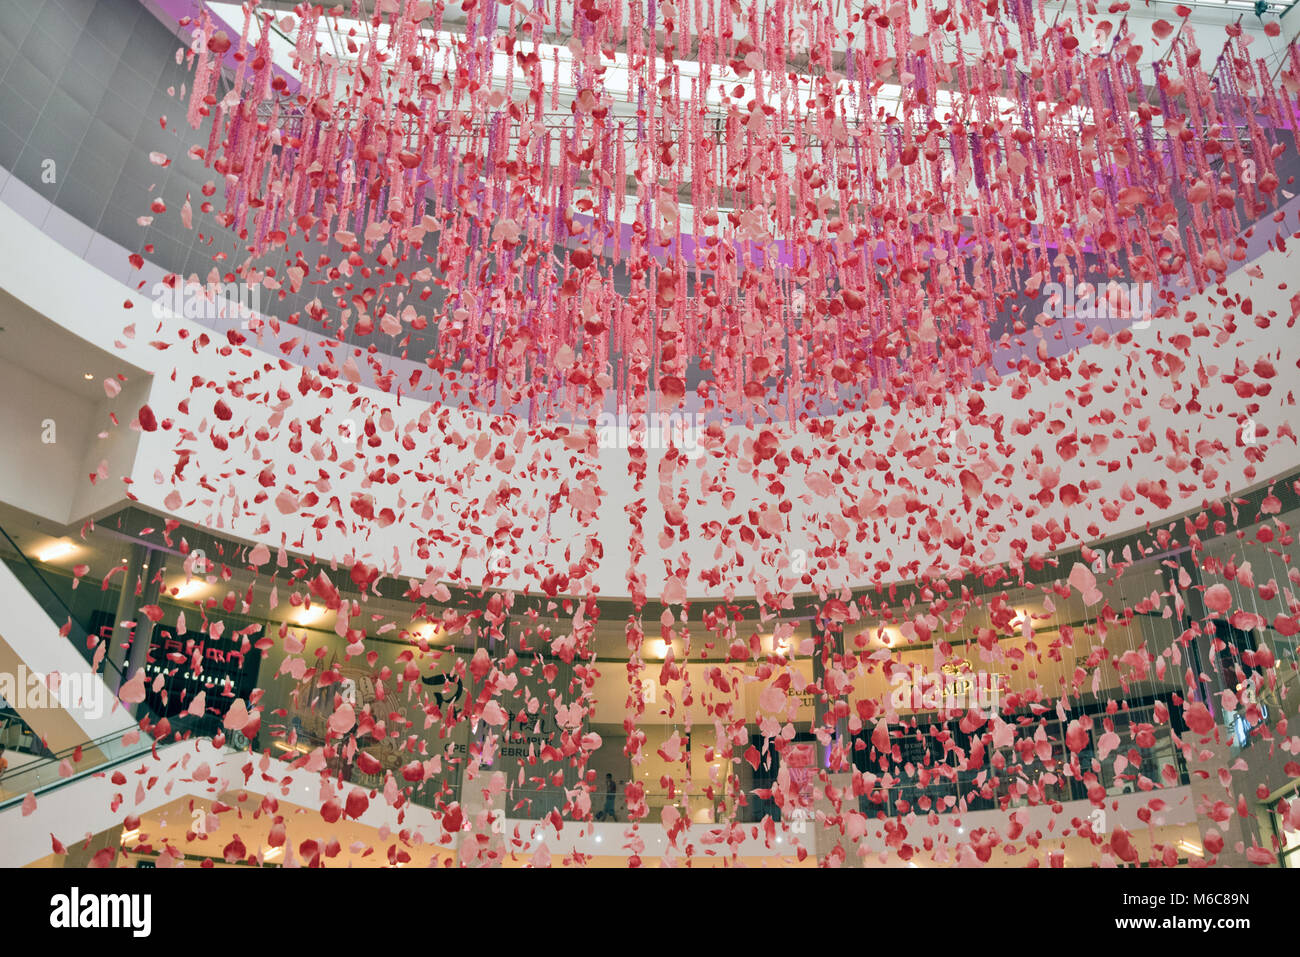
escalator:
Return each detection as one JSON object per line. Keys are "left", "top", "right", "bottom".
{"left": 0, "top": 521, "right": 459, "bottom": 866}
{"left": 0, "top": 727, "right": 154, "bottom": 810}
{"left": 0, "top": 521, "right": 212, "bottom": 844}
{"left": 0, "top": 524, "right": 130, "bottom": 695}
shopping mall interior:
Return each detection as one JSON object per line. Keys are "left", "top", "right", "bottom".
{"left": 0, "top": 0, "right": 1298, "bottom": 873}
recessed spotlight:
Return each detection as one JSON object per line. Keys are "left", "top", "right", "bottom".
{"left": 83, "top": 373, "right": 94, "bottom": 380}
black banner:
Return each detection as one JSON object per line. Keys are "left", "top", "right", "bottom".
{"left": 11, "top": 860, "right": 1288, "bottom": 943}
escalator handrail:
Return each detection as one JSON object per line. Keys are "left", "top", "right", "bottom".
{"left": 0, "top": 727, "right": 156, "bottom": 813}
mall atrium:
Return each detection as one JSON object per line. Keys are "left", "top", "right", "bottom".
{"left": 0, "top": 0, "right": 1298, "bottom": 872}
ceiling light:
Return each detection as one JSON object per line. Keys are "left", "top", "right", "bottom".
{"left": 37, "top": 540, "right": 76, "bottom": 562}
{"left": 411, "top": 624, "right": 443, "bottom": 643}
{"left": 83, "top": 372, "right": 94, "bottom": 380}
{"left": 173, "top": 579, "right": 205, "bottom": 599}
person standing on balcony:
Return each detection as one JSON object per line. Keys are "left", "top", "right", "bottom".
{"left": 598, "top": 773, "right": 617, "bottom": 821}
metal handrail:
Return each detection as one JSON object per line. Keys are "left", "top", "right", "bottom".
{"left": 0, "top": 727, "right": 154, "bottom": 813}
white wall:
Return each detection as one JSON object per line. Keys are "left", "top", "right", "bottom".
{"left": 0, "top": 353, "right": 94, "bottom": 524}
{"left": 71, "top": 374, "right": 149, "bottom": 522}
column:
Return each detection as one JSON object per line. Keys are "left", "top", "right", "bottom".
{"left": 107, "top": 542, "right": 163, "bottom": 707}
